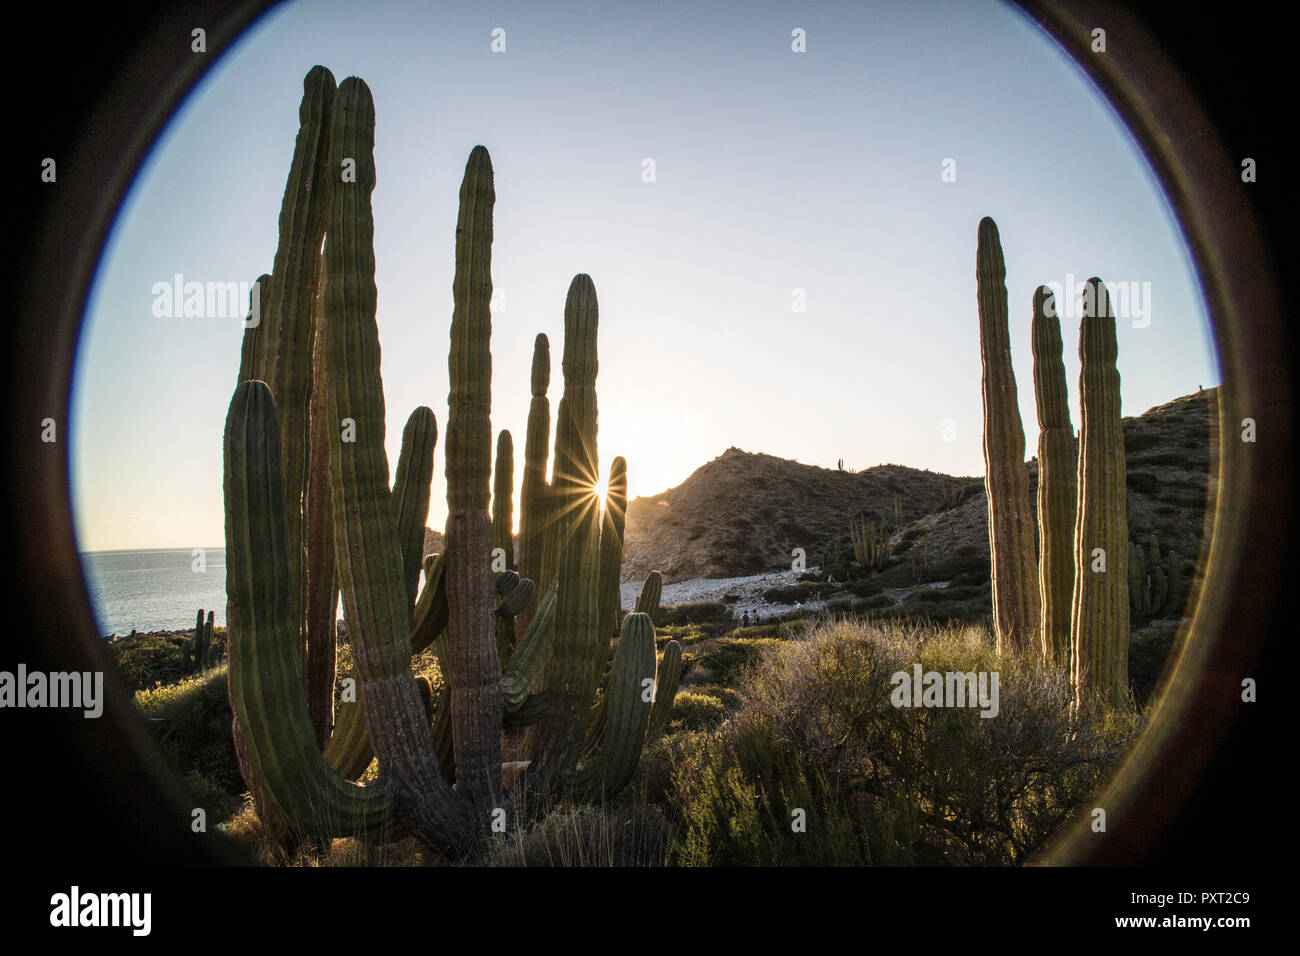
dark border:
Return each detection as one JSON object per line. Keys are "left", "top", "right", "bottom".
{"left": 2, "top": 0, "right": 1290, "bottom": 875}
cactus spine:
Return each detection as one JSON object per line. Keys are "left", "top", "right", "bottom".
{"left": 1031, "top": 286, "right": 1077, "bottom": 665}
{"left": 976, "top": 217, "right": 1040, "bottom": 655}
{"left": 1070, "top": 277, "right": 1130, "bottom": 709}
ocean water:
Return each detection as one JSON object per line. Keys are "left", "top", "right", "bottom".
{"left": 80, "top": 549, "right": 229, "bottom": 636}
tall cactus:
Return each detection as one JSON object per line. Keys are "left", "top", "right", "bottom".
{"left": 321, "top": 77, "right": 477, "bottom": 850}
{"left": 1031, "top": 285, "right": 1077, "bottom": 666}
{"left": 443, "top": 144, "right": 504, "bottom": 816}
{"left": 224, "top": 381, "right": 396, "bottom": 839}
{"left": 264, "top": 66, "right": 337, "bottom": 664}
{"left": 515, "top": 333, "right": 551, "bottom": 641}
{"left": 227, "top": 68, "right": 676, "bottom": 856}
{"left": 976, "top": 217, "right": 1040, "bottom": 655}
{"left": 532, "top": 274, "right": 604, "bottom": 788}
{"left": 1070, "top": 277, "right": 1130, "bottom": 709}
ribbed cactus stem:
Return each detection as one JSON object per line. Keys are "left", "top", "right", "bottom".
{"left": 237, "top": 274, "right": 272, "bottom": 385}
{"left": 535, "top": 274, "right": 603, "bottom": 787}
{"left": 635, "top": 570, "right": 662, "bottom": 623}
{"left": 265, "top": 66, "right": 336, "bottom": 664}
{"left": 645, "top": 639, "right": 683, "bottom": 739}
{"left": 1070, "top": 277, "right": 1130, "bottom": 709}
{"left": 492, "top": 429, "right": 515, "bottom": 571}
{"left": 1031, "top": 285, "right": 1077, "bottom": 666}
{"left": 444, "top": 144, "right": 504, "bottom": 818}
{"left": 572, "top": 612, "right": 657, "bottom": 801}
{"left": 597, "top": 456, "right": 628, "bottom": 645}
{"left": 392, "top": 406, "right": 438, "bottom": 616}
{"left": 976, "top": 217, "right": 1041, "bottom": 655}
{"left": 224, "top": 381, "right": 394, "bottom": 838}
{"left": 324, "top": 77, "right": 475, "bottom": 852}
{"left": 516, "top": 334, "right": 552, "bottom": 640}
{"left": 304, "top": 246, "right": 336, "bottom": 748}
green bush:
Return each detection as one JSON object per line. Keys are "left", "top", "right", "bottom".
{"left": 109, "top": 632, "right": 190, "bottom": 691}
{"left": 694, "top": 637, "right": 784, "bottom": 684}
{"left": 135, "top": 667, "right": 242, "bottom": 809}
{"left": 669, "top": 690, "right": 728, "bottom": 732}
{"left": 667, "top": 621, "right": 1134, "bottom": 865}
{"left": 657, "top": 601, "right": 736, "bottom": 628}
{"left": 763, "top": 584, "right": 813, "bottom": 604}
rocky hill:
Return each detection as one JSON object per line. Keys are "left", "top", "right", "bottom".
{"left": 621, "top": 388, "right": 1218, "bottom": 585}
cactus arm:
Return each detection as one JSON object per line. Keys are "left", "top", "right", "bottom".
{"left": 392, "top": 406, "right": 439, "bottom": 617}
{"left": 264, "top": 66, "right": 337, "bottom": 664}
{"left": 597, "top": 457, "right": 628, "bottom": 646}
{"left": 571, "top": 612, "right": 657, "bottom": 801}
{"left": 534, "top": 275, "right": 605, "bottom": 788}
{"left": 500, "top": 578, "right": 557, "bottom": 709}
{"left": 976, "top": 217, "right": 1041, "bottom": 654}
{"left": 645, "top": 639, "right": 683, "bottom": 740}
{"left": 238, "top": 274, "right": 273, "bottom": 386}
{"left": 444, "top": 144, "right": 505, "bottom": 817}
{"left": 224, "top": 380, "right": 394, "bottom": 837}
{"left": 493, "top": 430, "right": 515, "bottom": 571}
{"left": 635, "top": 570, "right": 663, "bottom": 623}
{"left": 515, "top": 333, "right": 552, "bottom": 641}
{"left": 1031, "top": 285, "right": 1077, "bottom": 665}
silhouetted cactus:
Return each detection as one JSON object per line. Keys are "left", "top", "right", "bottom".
{"left": 1128, "top": 533, "right": 1185, "bottom": 622}
{"left": 224, "top": 69, "right": 679, "bottom": 855}
{"left": 1070, "top": 278, "right": 1130, "bottom": 709}
{"left": 1031, "top": 285, "right": 1077, "bottom": 665}
{"left": 976, "top": 217, "right": 1040, "bottom": 655}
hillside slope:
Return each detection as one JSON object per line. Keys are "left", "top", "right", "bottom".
{"left": 622, "top": 388, "right": 1218, "bottom": 584}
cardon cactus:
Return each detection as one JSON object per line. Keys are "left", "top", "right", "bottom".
{"left": 1070, "top": 277, "right": 1131, "bottom": 709}
{"left": 1128, "top": 533, "right": 1185, "bottom": 622}
{"left": 1031, "top": 285, "right": 1077, "bottom": 665}
{"left": 976, "top": 217, "right": 1040, "bottom": 655}
{"left": 849, "top": 511, "right": 890, "bottom": 571}
{"left": 224, "top": 68, "right": 679, "bottom": 856}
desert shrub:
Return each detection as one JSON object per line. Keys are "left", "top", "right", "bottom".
{"left": 695, "top": 637, "right": 783, "bottom": 684}
{"left": 484, "top": 802, "right": 669, "bottom": 867}
{"left": 763, "top": 583, "right": 812, "bottom": 604}
{"left": 722, "top": 593, "right": 740, "bottom": 603}
{"left": 657, "top": 601, "right": 735, "bottom": 628}
{"left": 108, "top": 632, "right": 190, "bottom": 691}
{"left": 135, "top": 667, "right": 242, "bottom": 804}
{"left": 658, "top": 624, "right": 711, "bottom": 645}
{"left": 669, "top": 690, "right": 728, "bottom": 731}
{"left": 825, "top": 596, "right": 853, "bottom": 615}
{"left": 855, "top": 594, "right": 893, "bottom": 611}
{"left": 906, "top": 583, "right": 987, "bottom": 604}
{"left": 668, "top": 621, "right": 1134, "bottom": 865}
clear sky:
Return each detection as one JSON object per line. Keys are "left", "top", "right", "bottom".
{"left": 71, "top": 0, "right": 1218, "bottom": 553}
